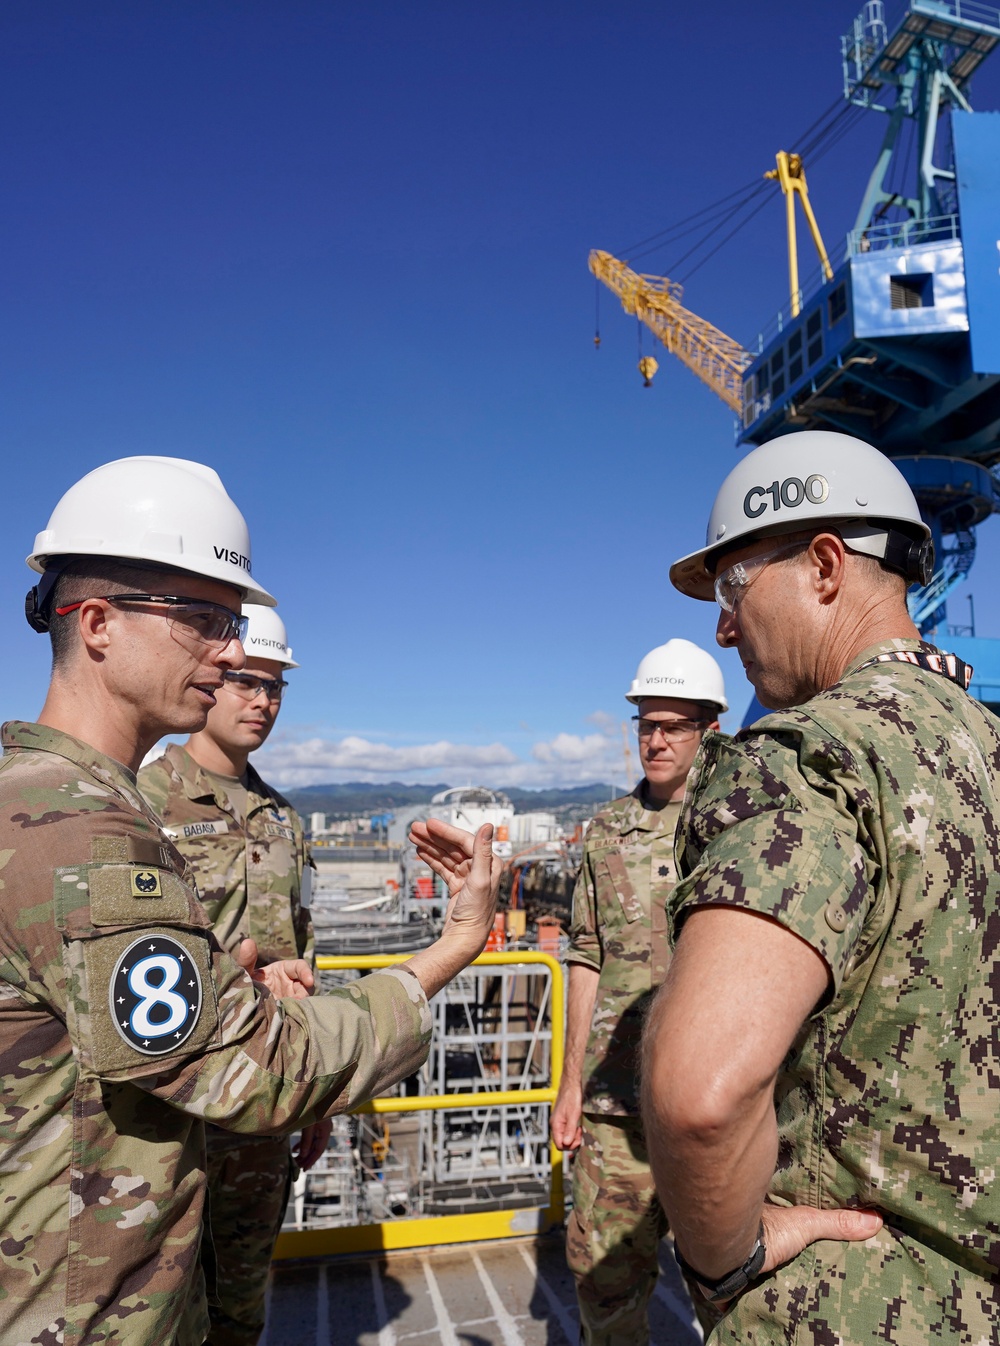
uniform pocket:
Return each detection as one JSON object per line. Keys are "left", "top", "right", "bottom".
{"left": 600, "top": 850, "right": 644, "bottom": 923}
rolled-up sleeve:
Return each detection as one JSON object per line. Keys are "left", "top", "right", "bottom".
{"left": 566, "top": 852, "right": 601, "bottom": 970}
{"left": 670, "top": 727, "right": 875, "bottom": 995}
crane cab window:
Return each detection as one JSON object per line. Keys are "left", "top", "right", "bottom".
{"left": 806, "top": 310, "right": 823, "bottom": 366}
{"left": 771, "top": 348, "right": 785, "bottom": 398}
{"left": 788, "top": 331, "right": 803, "bottom": 383}
{"left": 828, "top": 284, "right": 847, "bottom": 326}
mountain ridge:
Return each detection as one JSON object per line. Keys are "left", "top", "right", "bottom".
{"left": 284, "top": 780, "right": 621, "bottom": 817}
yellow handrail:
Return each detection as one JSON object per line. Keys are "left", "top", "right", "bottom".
{"left": 274, "top": 949, "right": 565, "bottom": 1258}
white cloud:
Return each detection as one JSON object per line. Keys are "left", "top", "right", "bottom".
{"left": 255, "top": 735, "right": 520, "bottom": 787}
{"left": 532, "top": 732, "right": 614, "bottom": 764}
{"left": 585, "top": 709, "right": 619, "bottom": 734}
{"left": 252, "top": 715, "right": 635, "bottom": 792}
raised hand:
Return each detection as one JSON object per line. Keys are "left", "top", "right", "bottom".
{"left": 403, "top": 820, "right": 503, "bottom": 998}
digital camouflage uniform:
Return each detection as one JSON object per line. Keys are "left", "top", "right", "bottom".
{"left": 671, "top": 638, "right": 1000, "bottom": 1344}
{"left": 139, "top": 743, "right": 316, "bottom": 1346}
{"left": 0, "top": 722, "right": 432, "bottom": 1346}
{"left": 565, "top": 786, "right": 681, "bottom": 1345}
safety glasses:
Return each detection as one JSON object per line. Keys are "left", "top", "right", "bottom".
{"left": 222, "top": 671, "right": 288, "bottom": 702}
{"left": 714, "top": 542, "right": 808, "bottom": 613}
{"left": 631, "top": 717, "right": 710, "bottom": 742}
{"left": 54, "top": 594, "right": 247, "bottom": 646}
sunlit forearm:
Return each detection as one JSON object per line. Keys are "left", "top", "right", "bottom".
{"left": 642, "top": 985, "right": 777, "bottom": 1278}
{"left": 563, "top": 962, "right": 599, "bottom": 1082}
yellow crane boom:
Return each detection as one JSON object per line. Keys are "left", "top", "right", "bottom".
{"left": 588, "top": 249, "right": 751, "bottom": 413}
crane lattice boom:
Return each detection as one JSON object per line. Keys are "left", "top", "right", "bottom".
{"left": 589, "top": 250, "right": 751, "bottom": 413}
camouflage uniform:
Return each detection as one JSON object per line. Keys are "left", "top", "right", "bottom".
{"left": 139, "top": 744, "right": 314, "bottom": 967}
{"left": 138, "top": 744, "right": 316, "bottom": 1346}
{"left": 671, "top": 638, "right": 1000, "bottom": 1343}
{"left": 565, "top": 786, "right": 681, "bottom": 1345}
{"left": 0, "top": 721, "right": 431, "bottom": 1346}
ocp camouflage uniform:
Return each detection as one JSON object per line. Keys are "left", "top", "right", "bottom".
{"left": 0, "top": 722, "right": 432, "bottom": 1346}
{"left": 139, "top": 744, "right": 314, "bottom": 968}
{"left": 139, "top": 743, "right": 316, "bottom": 1346}
{"left": 565, "top": 786, "right": 681, "bottom": 1345}
{"left": 671, "top": 638, "right": 1000, "bottom": 1344}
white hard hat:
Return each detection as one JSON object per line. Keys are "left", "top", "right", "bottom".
{"left": 242, "top": 604, "right": 299, "bottom": 668}
{"left": 626, "top": 638, "right": 728, "bottom": 712}
{"left": 670, "top": 431, "right": 933, "bottom": 600}
{"left": 27, "top": 456, "right": 274, "bottom": 609}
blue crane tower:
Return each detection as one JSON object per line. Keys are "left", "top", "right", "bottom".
{"left": 592, "top": 0, "right": 1000, "bottom": 709}
{"left": 742, "top": 0, "right": 1000, "bottom": 703}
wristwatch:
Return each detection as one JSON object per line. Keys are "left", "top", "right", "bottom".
{"left": 674, "top": 1223, "right": 767, "bottom": 1302}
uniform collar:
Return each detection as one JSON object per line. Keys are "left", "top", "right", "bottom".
{"left": 841, "top": 636, "right": 930, "bottom": 681}
{"left": 2, "top": 720, "right": 142, "bottom": 798}
{"left": 624, "top": 781, "right": 682, "bottom": 834}
{"left": 162, "top": 741, "right": 268, "bottom": 815}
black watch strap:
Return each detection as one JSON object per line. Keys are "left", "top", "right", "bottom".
{"left": 675, "top": 1223, "right": 767, "bottom": 1302}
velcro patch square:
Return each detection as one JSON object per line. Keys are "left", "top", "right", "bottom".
{"left": 131, "top": 869, "right": 162, "bottom": 898}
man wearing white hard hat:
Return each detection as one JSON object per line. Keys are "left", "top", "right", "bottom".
{"left": 0, "top": 457, "right": 501, "bottom": 1345}
{"left": 551, "top": 638, "right": 726, "bottom": 1345}
{"left": 140, "top": 605, "right": 323, "bottom": 1346}
{"left": 641, "top": 430, "right": 1000, "bottom": 1343}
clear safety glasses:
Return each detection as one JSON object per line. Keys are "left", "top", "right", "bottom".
{"left": 713, "top": 542, "right": 808, "bottom": 613}
{"left": 222, "top": 671, "right": 288, "bottom": 703}
{"left": 54, "top": 594, "right": 247, "bottom": 646}
{"left": 631, "top": 717, "right": 710, "bottom": 742}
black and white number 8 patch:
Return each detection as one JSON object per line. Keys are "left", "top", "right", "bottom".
{"left": 109, "top": 934, "right": 202, "bottom": 1055}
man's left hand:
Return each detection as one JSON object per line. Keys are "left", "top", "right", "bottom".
{"left": 295, "top": 1119, "right": 333, "bottom": 1171}
{"left": 759, "top": 1203, "right": 882, "bottom": 1274}
{"left": 236, "top": 938, "right": 314, "bottom": 999}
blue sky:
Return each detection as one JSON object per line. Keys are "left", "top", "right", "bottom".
{"left": 5, "top": 1, "right": 1000, "bottom": 789}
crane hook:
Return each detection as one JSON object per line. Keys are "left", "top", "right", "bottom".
{"left": 638, "top": 355, "right": 659, "bottom": 387}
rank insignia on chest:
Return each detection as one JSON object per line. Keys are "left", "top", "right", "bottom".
{"left": 130, "top": 868, "right": 163, "bottom": 898}
{"left": 658, "top": 865, "right": 670, "bottom": 877}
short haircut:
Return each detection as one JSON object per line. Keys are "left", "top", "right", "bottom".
{"left": 759, "top": 527, "right": 909, "bottom": 596}
{"left": 48, "top": 558, "right": 173, "bottom": 669}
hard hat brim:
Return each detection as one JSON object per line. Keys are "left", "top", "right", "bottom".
{"left": 669, "top": 512, "right": 932, "bottom": 602}
{"left": 668, "top": 545, "right": 718, "bottom": 601}
{"left": 26, "top": 548, "right": 276, "bottom": 607}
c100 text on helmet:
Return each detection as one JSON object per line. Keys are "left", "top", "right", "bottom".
{"left": 669, "top": 430, "right": 933, "bottom": 601}
{"left": 742, "top": 474, "right": 830, "bottom": 519}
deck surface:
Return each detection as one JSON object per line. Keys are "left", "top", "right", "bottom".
{"left": 261, "top": 1235, "right": 702, "bottom": 1345}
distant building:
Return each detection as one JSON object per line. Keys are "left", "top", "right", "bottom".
{"left": 508, "top": 812, "right": 559, "bottom": 846}
{"left": 309, "top": 811, "right": 327, "bottom": 836}
{"left": 430, "top": 787, "right": 514, "bottom": 834}
{"left": 430, "top": 786, "right": 515, "bottom": 857}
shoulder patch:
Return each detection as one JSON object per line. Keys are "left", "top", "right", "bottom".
{"left": 109, "top": 934, "right": 202, "bottom": 1055}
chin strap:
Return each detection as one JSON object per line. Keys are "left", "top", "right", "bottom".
{"left": 856, "top": 647, "right": 973, "bottom": 691}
